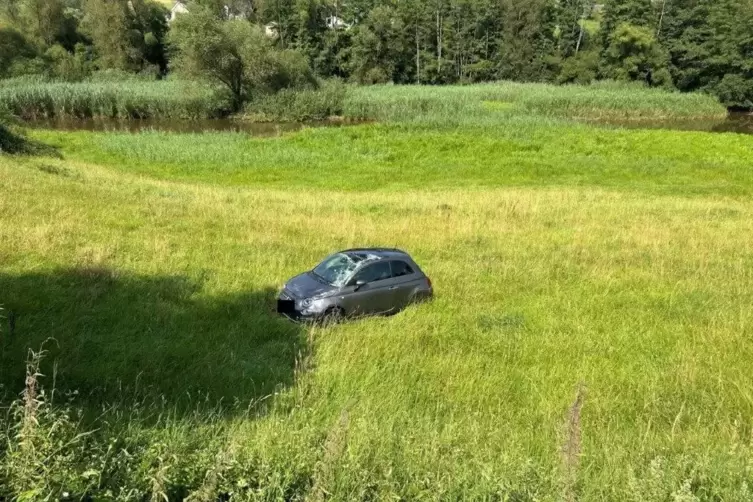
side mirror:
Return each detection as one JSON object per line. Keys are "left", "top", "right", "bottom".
{"left": 354, "top": 279, "right": 367, "bottom": 291}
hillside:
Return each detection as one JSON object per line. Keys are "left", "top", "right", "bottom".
{"left": 1, "top": 84, "right": 752, "bottom": 500}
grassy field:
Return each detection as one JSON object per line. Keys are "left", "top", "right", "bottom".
{"left": 1, "top": 86, "right": 752, "bottom": 500}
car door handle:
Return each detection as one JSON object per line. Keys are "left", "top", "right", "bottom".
{"left": 389, "top": 286, "right": 398, "bottom": 290}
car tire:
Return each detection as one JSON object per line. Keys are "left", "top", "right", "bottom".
{"left": 409, "top": 290, "right": 433, "bottom": 305}
{"left": 322, "top": 306, "right": 345, "bottom": 324}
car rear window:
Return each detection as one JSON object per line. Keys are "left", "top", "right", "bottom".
{"left": 391, "top": 261, "right": 414, "bottom": 277}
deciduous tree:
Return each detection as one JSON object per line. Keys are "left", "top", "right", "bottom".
{"left": 603, "top": 22, "right": 671, "bottom": 86}
{"left": 169, "top": 8, "right": 316, "bottom": 108}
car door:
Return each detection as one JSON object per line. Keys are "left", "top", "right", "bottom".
{"left": 388, "top": 260, "right": 421, "bottom": 309}
{"left": 341, "top": 261, "right": 394, "bottom": 315}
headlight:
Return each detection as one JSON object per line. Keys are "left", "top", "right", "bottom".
{"left": 299, "top": 298, "right": 327, "bottom": 313}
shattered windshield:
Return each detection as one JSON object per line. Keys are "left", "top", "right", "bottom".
{"left": 312, "top": 253, "right": 360, "bottom": 287}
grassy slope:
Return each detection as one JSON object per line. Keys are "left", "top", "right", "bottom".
{"left": 31, "top": 119, "right": 753, "bottom": 195}
{"left": 2, "top": 89, "right": 753, "bottom": 500}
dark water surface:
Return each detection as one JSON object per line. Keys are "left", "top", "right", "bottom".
{"left": 593, "top": 112, "right": 753, "bottom": 135}
{"left": 23, "top": 117, "right": 363, "bottom": 136}
{"left": 23, "top": 112, "right": 753, "bottom": 135}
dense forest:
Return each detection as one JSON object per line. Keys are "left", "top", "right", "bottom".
{"left": 0, "top": 0, "right": 752, "bottom": 109}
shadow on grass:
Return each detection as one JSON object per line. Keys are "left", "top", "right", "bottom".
{"left": 0, "top": 267, "right": 304, "bottom": 416}
{"left": 0, "top": 124, "right": 60, "bottom": 156}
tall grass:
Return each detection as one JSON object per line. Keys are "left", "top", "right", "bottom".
{"left": 0, "top": 82, "right": 749, "bottom": 500}
{"left": 2, "top": 113, "right": 753, "bottom": 498}
{"left": 0, "top": 79, "right": 231, "bottom": 120}
{"left": 29, "top": 115, "right": 753, "bottom": 196}
{"left": 0, "top": 77, "right": 347, "bottom": 123}
{"left": 0, "top": 78, "right": 726, "bottom": 123}
{"left": 343, "top": 81, "right": 727, "bottom": 124}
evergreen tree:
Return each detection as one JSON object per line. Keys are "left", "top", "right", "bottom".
{"left": 558, "top": 0, "right": 593, "bottom": 58}
{"left": 497, "top": 0, "right": 558, "bottom": 82}
{"left": 661, "top": 0, "right": 753, "bottom": 107}
{"left": 599, "top": 0, "right": 655, "bottom": 37}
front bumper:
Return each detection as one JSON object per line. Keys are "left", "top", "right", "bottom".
{"left": 276, "top": 293, "right": 322, "bottom": 321}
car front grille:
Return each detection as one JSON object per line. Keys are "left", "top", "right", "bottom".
{"left": 278, "top": 290, "right": 296, "bottom": 314}
{"left": 277, "top": 298, "right": 296, "bottom": 314}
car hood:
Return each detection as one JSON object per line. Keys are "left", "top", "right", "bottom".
{"left": 285, "top": 272, "right": 337, "bottom": 299}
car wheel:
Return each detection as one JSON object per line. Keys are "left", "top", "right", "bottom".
{"left": 322, "top": 306, "right": 345, "bottom": 324}
{"left": 409, "top": 290, "right": 433, "bottom": 305}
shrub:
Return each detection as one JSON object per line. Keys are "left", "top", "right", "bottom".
{"left": 45, "top": 44, "right": 93, "bottom": 82}
{"left": 245, "top": 79, "right": 346, "bottom": 121}
{"left": 558, "top": 51, "right": 599, "bottom": 85}
{"left": 715, "top": 74, "right": 753, "bottom": 109}
{"left": 0, "top": 28, "right": 39, "bottom": 79}
{"left": 602, "top": 23, "right": 673, "bottom": 88}
{"left": 266, "top": 50, "right": 319, "bottom": 92}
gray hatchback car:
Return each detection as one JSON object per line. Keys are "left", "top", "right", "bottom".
{"left": 277, "top": 248, "right": 433, "bottom": 321}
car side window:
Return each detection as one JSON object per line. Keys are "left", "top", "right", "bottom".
{"left": 352, "top": 261, "right": 392, "bottom": 284}
{"left": 390, "top": 261, "right": 414, "bottom": 278}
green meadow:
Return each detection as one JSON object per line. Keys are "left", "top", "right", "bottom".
{"left": 1, "top": 83, "right": 753, "bottom": 501}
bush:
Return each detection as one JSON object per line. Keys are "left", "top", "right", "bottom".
{"left": 602, "top": 23, "right": 673, "bottom": 88}
{"left": 45, "top": 44, "right": 93, "bottom": 82}
{"left": 245, "top": 79, "right": 346, "bottom": 121}
{"left": 265, "top": 50, "right": 319, "bottom": 92}
{"left": 0, "top": 28, "right": 39, "bottom": 79}
{"left": 714, "top": 74, "right": 753, "bottom": 109}
{"left": 558, "top": 51, "right": 599, "bottom": 85}
{"left": 361, "top": 67, "right": 390, "bottom": 85}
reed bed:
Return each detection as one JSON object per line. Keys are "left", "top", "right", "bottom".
{"left": 0, "top": 79, "right": 230, "bottom": 120}
{"left": 343, "top": 81, "right": 727, "bottom": 124}
{"left": 0, "top": 78, "right": 726, "bottom": 123}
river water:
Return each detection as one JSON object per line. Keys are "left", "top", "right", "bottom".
{"left": 592, "top": 112, "right": 753, "bottom": 135}
{"left": 22, "top": 112, "right": 753, "bottom": 135}
{"left": 23, "top": 118, "right": 360, "bottom": 136}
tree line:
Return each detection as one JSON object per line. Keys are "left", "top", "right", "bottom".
{"left": 1, "top": 0, "right": 751, "bottom": 109}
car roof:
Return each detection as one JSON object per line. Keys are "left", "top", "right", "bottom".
{"left": 340, "top": 248, "right": 411, "bottom": 261}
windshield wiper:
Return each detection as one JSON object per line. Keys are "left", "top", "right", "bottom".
{"left": 310, "top": 270, "right": 332, "bottom": 285}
